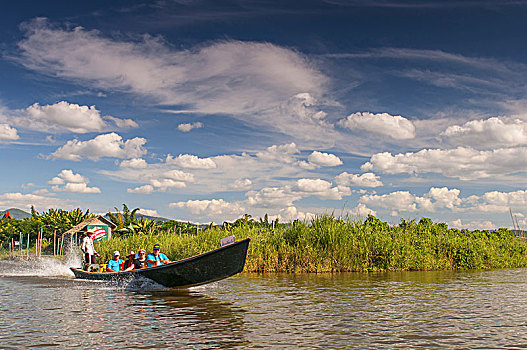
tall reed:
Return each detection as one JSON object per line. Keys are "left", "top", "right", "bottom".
{"left": 94, "top": 215, "right": 527, "bottom": 272}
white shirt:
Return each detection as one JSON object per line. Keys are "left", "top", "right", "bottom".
{"left": 81, "top": 235, "right": 96, "bottom": 255}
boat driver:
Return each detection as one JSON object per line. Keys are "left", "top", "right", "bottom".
{"left": 146, "top": 244, "right": 171, "bottom": 267}
{"left": 81, "top": 229, "right": 99, "bottom": 270}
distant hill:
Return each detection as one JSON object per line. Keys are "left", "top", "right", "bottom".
{"left": 1, "top": 208, "right": 31, "bottom": 220}
{"left": 104, "top": 213, "right": 172, "bottom": 223}
{"left": 135, "top": 213, "right": 171, "bottom": 222}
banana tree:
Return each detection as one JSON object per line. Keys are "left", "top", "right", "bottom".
{"left": 106, "top": 204, "right": 139, "bottom": 231}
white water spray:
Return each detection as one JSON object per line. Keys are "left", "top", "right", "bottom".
{"left": 0, "top": 247, "right": 82, "bottom": 277}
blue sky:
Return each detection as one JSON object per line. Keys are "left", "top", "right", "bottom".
{"left": 2, "top": 0, "right": 527, "bottom": 228}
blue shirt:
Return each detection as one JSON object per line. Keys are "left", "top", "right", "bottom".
{"left": 146, "top": 252, "right": 168, "bottom": 267}
{"left": 107, "top": 258, "right": 123, "bottom": 272}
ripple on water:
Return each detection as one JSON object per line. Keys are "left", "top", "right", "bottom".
{"left": 2, "top": 266, "right": 527, "bottom": 348}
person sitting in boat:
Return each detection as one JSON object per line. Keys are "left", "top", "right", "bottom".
{"left": 81, "top": 230, "right": 99, "bottom": 270}
{"left": 123, "top": 251, "right": 136, "bottom": 271}
{"left": 106, "top": 251, "right": 123, "bottom": 272}
{"left": 133, "top": 249, "right": 147, "bottom": 269}
{"left": 146, "top": 244, "right": 171, "bottom": 267}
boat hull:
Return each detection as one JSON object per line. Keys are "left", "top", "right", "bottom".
{"left": 70, "top": 238, "right": 250, "bottom": 288}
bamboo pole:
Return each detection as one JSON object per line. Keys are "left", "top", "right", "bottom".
{"left": 39, "top": 229, "right": 42, "bottom": 257}
{"left": 59, "top": 236, "right": 64, "bottom": 255}
{"left": 11, "top": 238, "right": 14, "bottom": 258}
{"left": 19, "top": 233, "right": 22, "bottom": 260}
{"left": 53, "top": 231, "right": 56, "bottom": 256}
{"left": 27, "top": 233, "right": 30, "bottom": 259}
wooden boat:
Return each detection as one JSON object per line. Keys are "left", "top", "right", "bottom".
{"left": 70, "top": 238, "right": 250, "bottom": 288}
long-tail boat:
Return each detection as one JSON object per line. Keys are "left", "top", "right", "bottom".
{"left": 70, "top": 238, "right": 250, "bottom": 288}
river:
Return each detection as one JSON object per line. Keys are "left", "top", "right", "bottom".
{"left": 1, "top": 258, "right": 527, "bottom": 349}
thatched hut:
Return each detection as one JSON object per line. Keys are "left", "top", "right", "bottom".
{"left": 64, "top": 215, "right": 117, "bottom": 245}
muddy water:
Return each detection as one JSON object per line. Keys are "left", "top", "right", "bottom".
{"left": 1, "top": 259, "right": 527, "bottom": 349}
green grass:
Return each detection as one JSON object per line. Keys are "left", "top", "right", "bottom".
{"left": 94, "top": 215, "right": 527, "bottom": 273}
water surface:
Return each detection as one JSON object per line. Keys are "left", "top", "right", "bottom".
{"left": 1, "top": 259, "right": 527, "bottom": 349}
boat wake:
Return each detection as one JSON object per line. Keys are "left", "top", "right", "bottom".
{"left": 0, "top": 253, "right": 80, "bottom": 278}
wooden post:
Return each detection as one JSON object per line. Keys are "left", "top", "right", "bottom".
{"left": 27, "top": 233, "right": 30, "bottom": 259}
{"left": 60, "top": 236, "right": 64, "bottom": 255}
{"left": 19, "top": 233, "right": 22, "bottom": 260}
{"left": 39, "top": 229, "right": 42, "bottom": 257}
{"left": 11, "top": 238, "right": 14, "bottom": 257}
{"left": 53, "top": 231, "right": 56, "bottom": 256}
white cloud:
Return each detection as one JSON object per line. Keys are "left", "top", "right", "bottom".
{"left": 170, "top": 198, "right": 245, "bottom": 215}
{"left": 104, "top": 115, "right": 138, "bottom": 129}
{"left": 335, "top": 172, "right": 383, "bottom": 188}
{"left": 297, "top": 178, "right": 332, "bottom": 192}
{"left": 6, "top": 101, "right": 137, "bottom": 134}
{"left": 177, "top": 122, "right": 203, "bottom": 132}
{"left": 54, "top": 169, "right": 87, "bottom": 183}
{"left": 137, "top": 208, "right": 158, "bottom": 217}
{"left": 231, "top": 178, "right": 252, "bottom": 190}
{"left": 48, "top": 177, "right": 64, "bottom": 185}
{"left": 358, "top": 187, "right": 527, "bottom": 217}
{"left": 267, "top": 93, "right": 337, "bottom": 147}
{"left": 359, "top": 187, "right": 463, "bottom": 215}
{"left": 0, "top": 192, "right": 74, "bottom": 212}
{"left": 149, "top": 179, "right": 186, "bottom": 191}
{"left": 17, "top": 19, "right": 327, "bottom": 117}
{"left": 360, "top": 191, "right": 418, "bottom": 214}
{"left": 16, "top": 20, "right": 347, "bottom": 148}
{"left": 246, "top": 179, "right": 349, "bottom": 208}
{"left": 296, "top": 178, "right": 350, "bottom": 200}
{"left": 163, "top": 169, "right": 195, "bottom": 182}
{"left": 49, "top": 169, "right": 100, "bottom": 193}
{"left": 127, "top": 185, "right": 154, "bottom": 194}
{"left": 0, "top": 124, "right": 19, "bottom": 141}
{"left": 256, "top": 142, "right": 299, "bottom": 163}
{"left": 50, "top": 132, "right": 147, "bottom": 161}
{"left": 361, "top": 146, "right": 527, "bottom": 180}
{"left": 415, "top": 187, "right": 462, "bottom": 212}
{"left": 276, "top": 206, "right": 316, "bottom": 222}
{"left": 337, "top": 112, "right": 416, "bottom": 140}
{"left": 120, "top": 158, "right": 148, "bottom": 169}
{"left": 350, "top": 203, "right": 376, "bottom": 218}
{"left": 441, "top": 116, "right": 527, "bottom": 148}
{"left": 246, "top": 186, "right": 302, "bottom": 208}
{"left": 476, "top": 190, "right": 527, "bottom": 213}
{"left": 306, "top": 151, "right": 342, "bottom": 167}
{"left": 52, "top": 182, "right": 101, "bottom": 194}
{"left": 450, "top": 219, "right": 496, "bottom": 230}
{"left": 23, "top": 101, "right": 107, "bottom": 133}
{"left": 166, "top": 154, "right": 216, "bottom": 169}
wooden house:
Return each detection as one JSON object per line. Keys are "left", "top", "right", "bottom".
{"left": 64, "top": 215, "right": 117, "bottom": 244}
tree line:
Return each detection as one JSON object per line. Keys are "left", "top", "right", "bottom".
{"left": 0, "top": 203, "right": 282, "bottom": 251}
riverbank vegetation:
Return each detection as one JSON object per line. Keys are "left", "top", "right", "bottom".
{"left": 95, "top": 214, "right": 527, "bottom": 272}
{"left": 2, "top": 205, "right": 527, "bottom": 272}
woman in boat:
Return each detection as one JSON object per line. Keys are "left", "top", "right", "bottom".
{"left": 106, "top": 251, "right": 123, "bottom": 272}
{"left": 134, "top": 249, "right": 147, "bottom": 269}
{"left": 123, "top": 251, "right": 136, "bottom": 271}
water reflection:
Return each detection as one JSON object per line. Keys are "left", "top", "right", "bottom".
{"left": 2, "top": 269, "right": 527, "bottom": 348}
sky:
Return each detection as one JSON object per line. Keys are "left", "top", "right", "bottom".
{"left": 2, "top": 0, "right": 527, "bottom": 229}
